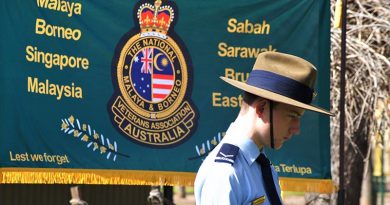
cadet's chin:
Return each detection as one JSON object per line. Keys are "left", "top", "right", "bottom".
{"left": 271, "top": 142, "right": 284, "bottom": 150}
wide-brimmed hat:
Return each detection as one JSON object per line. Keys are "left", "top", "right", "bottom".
{"left": 220, "top": 51, "right": 333, "bottom": 116}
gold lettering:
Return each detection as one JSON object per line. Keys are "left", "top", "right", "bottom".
{"left": 218, "top": 42, "right": 277, "bottom": 58}
{"left": 27, "top": 77, "right": 83, "bottom": 100}
{"left": 25, "top": 45, "right": 89, "bottom": 70}
{"left": 37, "top": 0, "right": 82, "bottom": 18}
{"left": 212, "top": 92, "right": 242, "bottom": 108}
{"left": 35, "top": 18, "right": 82, "bottom": 41}
{"left": 226, "top": 18, "right": 270, "bottom": 35}
{"left": 224, "top": 68, "right": 249, "bottom": 82}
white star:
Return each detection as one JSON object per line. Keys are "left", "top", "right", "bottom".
{"left": 143, "top": 90, "right": 146, "bottom": 93}
{"left": 134, "top": 56, "right": 139, "bottom": 62}
{"left": 134, "top": 83, "right": 137, "bottom": 86}
{"left": 141, "top": 77, "right": 144, "bottom": 81}
{"left": 147, "top": 84, "right": 150, "bottom": 88}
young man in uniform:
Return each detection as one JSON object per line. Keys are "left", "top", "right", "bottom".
{"left": 194, "top": 51, "right": 333, "bottom": 205}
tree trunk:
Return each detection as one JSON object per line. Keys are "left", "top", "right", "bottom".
{"left": 344, "top": 118, "right": 370, "bottom": 205}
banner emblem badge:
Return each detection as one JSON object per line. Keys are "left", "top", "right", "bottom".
{"left": 109, "top": 0, "right": 198, "bottom": 147}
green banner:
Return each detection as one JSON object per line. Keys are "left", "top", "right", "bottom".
{"left": 1, "top": 0, "right": 332, "bottom": 192}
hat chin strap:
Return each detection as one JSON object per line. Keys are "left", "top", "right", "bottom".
{"left": 269, "top": 100, "right": 275, "bottom": 149}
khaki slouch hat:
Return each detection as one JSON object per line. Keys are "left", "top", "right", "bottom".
{"left": 220, "top": 51, "right": 333, "bottom": 116}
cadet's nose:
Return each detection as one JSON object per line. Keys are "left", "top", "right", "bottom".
{"left": 289, "top": 119, "right": 301, "bottom": 135}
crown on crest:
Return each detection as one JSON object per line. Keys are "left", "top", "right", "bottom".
{"left": 137, "top": 0, "right": 174, "bottom": 39}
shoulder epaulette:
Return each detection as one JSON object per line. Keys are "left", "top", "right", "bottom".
{"left": 214, "top": 143, "right": 239, "bottom": 165}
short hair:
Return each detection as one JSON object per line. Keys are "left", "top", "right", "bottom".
{"left": 240, "top": 92, "right": 260, "bottom": 113}
{"left": 240, "top": 92, "right": 278, "bottom": 113}
{"left": 242, "top": 91, "right": 259, "bottom": 105}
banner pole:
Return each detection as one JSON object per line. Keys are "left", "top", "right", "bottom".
{"left": 337, "top": 0, "right": 347, "bottom": 204}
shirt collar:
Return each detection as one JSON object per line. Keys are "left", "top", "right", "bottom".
{"left": 225, "top": 123, "right": 261, "bottom": 166}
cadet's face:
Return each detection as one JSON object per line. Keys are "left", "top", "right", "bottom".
{"left": 268, "top": 103, "right": 304, "bottom": 149}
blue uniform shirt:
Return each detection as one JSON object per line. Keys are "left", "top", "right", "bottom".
{"left": 194, "top": 123, "right": 282, "bottom": 205}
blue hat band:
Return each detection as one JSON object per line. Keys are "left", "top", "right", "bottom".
{"left": 246, "top": 70, "right": 314, "bottom": 104}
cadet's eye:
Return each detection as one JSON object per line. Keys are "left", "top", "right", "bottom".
{"left": 288, "top": 114, "right": 300, "bottom": 119}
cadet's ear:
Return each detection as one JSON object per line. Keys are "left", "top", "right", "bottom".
{"left": 255, "top": 99, "right": 267, "bottom": 118}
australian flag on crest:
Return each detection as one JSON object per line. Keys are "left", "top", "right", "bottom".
{"left": 131, "top": 48, "right": 174, "bottom": 102}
